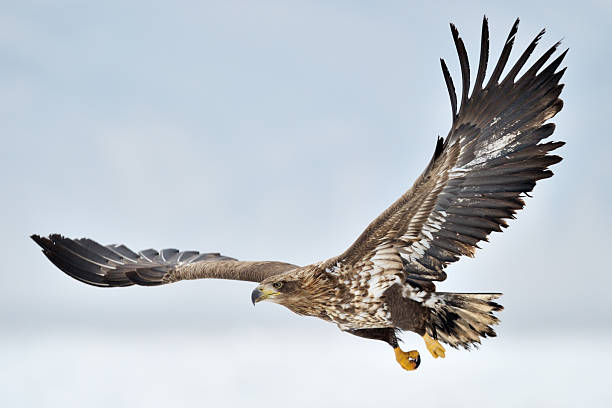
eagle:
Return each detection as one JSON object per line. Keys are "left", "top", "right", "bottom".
{"left": 32, "top": 17, "right": 565, "bottom": 371}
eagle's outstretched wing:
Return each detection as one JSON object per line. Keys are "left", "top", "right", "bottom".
{"left": 31, "top": 234, "right": 298, "bottom": 287}
{"left": 334, "top": 18, "right": 565, "bottom": 287}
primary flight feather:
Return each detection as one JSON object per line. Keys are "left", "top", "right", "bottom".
{"left": 32, "top": 17, "right": 565, "bottom": 371}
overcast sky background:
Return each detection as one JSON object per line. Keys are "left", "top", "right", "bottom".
{"left": 1, "top": 0, "right": 611, "bottom": 407}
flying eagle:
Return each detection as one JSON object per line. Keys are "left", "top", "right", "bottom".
{"left": 32, "top": 17, "right": 565, "bottom": 371}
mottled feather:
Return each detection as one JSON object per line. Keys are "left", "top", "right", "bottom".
{"left": 331, "top": 17, "right": 565, "bottom": 292}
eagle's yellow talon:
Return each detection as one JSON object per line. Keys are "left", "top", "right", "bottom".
{"left": 423, "top": 333, "right": 446, "bottom": 358}
{"left": 394, "top": 347, "right": 421, "bottom": 371}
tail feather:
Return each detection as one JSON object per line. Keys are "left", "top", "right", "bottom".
{"left": 426, "top": 292, "right": 503, "bottom": 349}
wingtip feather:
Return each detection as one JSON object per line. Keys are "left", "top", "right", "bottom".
{"left": 440, "top": 58, "right": 457, "bottom": 120}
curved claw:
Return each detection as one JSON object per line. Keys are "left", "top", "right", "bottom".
{"left": 394, "top": 347, "right": 421, "bottom": 371}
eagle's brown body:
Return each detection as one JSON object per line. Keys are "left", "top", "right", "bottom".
{"left": 258, "top": 263, "right": 429, "bottom": 334}
{"left": 32, "top": 17, "right": 565, "bottom": 370}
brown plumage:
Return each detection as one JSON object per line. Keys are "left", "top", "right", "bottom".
{"left": 32, "top": 17, "right": 566, "bottom": 370}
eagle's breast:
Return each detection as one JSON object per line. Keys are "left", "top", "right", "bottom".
{"left": 319, "top": 261, "right": 402, "bottom": 330}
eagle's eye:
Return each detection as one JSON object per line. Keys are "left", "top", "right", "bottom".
{"left": 273, "top": 282, "right": 283, "bottom": 289}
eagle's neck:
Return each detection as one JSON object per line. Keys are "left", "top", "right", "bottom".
{"left": 282, "top": 267, "right": 341, "bottom": 319}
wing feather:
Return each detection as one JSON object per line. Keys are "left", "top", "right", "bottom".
{"left": 450, "top": 23, "right": 470, "bottom": 111}
{"left": 32, "top": 234, "right": 298, "bottom": 287}
{"left": 486, "top": 18, "right": 519, "bottom": 88}
{"left": 472, "top": 16, "right": 490, "bottom": 95}
{"left": 333, "top": 17, "right": 566, "bottom": 285}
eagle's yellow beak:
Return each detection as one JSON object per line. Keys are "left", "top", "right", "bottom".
{"left": 251, "top": 285, "right": 280, "bottom": 305}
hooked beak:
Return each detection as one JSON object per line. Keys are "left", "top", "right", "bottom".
{"left": 251, "top": 285, "right": 279, "bottom": 305}
{"left": 251, "top": 287, "right": 262, "bottom": 305}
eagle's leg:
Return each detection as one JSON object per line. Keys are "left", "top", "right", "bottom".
{"left": 346, "top": 328, "right": 421, "bottom": 371}
{"left": 423, "top": 333, "right": 446, "bottom": 358}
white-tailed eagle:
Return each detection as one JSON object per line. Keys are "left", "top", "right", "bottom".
{"left": 32, "top": 17, "right": 565, "bottom": 371}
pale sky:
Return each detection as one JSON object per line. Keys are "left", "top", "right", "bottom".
{"left": 1, "top": 1, "right": 611, "bottom": 406}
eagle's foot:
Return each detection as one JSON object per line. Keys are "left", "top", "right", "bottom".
{"left": 423, "top": 333, "right": 446, "bottom": 358}
{"left": 393, "top": 347, "right": 421, "bottom": 371}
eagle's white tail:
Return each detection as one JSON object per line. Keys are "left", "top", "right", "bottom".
{"left": 425, "top": 293, "right": 503, "bottom": 349}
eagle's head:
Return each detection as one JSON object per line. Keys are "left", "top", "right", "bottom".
{"left": 251, "top": 269, "right": 335, "bottom": 315}
{"left": 251, "top": 277, "right": 301, "bottom": 305}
